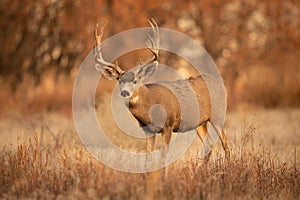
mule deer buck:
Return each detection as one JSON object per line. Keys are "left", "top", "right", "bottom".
{"left": 94, "top": 19, "right": 230, "bottom": 163}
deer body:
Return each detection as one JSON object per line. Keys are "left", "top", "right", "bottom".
{"left": 94, "top": 19, "right": 230, "bottom": 162}
{"left": 128, "top": 75, "right": 212, "bottom": 134}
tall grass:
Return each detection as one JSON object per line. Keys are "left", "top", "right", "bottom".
{"left": 0, "top": 133, "right": 299, "bottom": 200}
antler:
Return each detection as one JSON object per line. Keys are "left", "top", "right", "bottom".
{"left": 143, "top": 18, "right": 160, "bottom": 65}
{"left": 94, "top": 21, "right": 124, "bottom": 79}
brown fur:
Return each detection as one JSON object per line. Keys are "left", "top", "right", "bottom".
{"left": 128, "top": 74, "right": 230, "bottom": 161}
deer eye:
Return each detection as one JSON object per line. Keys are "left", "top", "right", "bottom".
{"left": 133, "top": 80, "right": 137, "bottom": 84}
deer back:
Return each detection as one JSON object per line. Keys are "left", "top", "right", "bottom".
{"left": 128, "top": 74, "right": 221, "bottom": 133}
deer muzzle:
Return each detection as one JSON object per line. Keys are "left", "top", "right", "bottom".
{"left": 121, "top": 90, "right": 130, "bottom": 97}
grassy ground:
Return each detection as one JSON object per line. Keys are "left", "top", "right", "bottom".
{"left": 0, "top": 107, "right": 299, "bottom": 199}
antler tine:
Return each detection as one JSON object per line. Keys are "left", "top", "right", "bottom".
{"left": 143, "top": 18, "right": 160, "bottom": 65}
{"left": 94, "top": 21, "right": 124, "bottom": 75}
{"left": 148, "top": 18, "right": 159, "bottom": 48}
{"left": 95, "top": 21, "right": 107, "bottom": 46}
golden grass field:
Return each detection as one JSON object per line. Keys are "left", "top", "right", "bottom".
{"left": 0, "top": 99, "right": 299, "bottom": 199}
{"left": 0, "top": 1, "right": 299, "bottom": 199}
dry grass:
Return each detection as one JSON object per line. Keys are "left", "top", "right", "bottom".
{"left": 0, "top": 109, "right": 300, "bottom": 199}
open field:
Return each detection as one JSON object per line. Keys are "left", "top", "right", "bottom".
{"left": 0, "top": 0, "right": 299, "bottom": 199}
{"left": 0, "top": 106, "right": 299, "bottom": 199}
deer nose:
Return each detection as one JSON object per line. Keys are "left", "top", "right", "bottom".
{"left": 121, "top": 90, "right": 130, "bottom": 97}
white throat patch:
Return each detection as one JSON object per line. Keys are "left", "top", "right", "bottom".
{"left": 130, "top": 95, "right": 139, "bottom": 104}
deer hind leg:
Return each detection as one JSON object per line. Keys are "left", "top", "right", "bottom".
{"left": 208, "top": 121, "right": 230, "bottom": 160}
{"left": 196, "top": 123, "right": 212, "bottom": 163}
{"left": 219, "top": 129, "right": 230, "bottom": 160}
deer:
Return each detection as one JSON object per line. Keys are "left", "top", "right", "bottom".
{"left": 93, "top": 19, "right": 230, "bottom": 165}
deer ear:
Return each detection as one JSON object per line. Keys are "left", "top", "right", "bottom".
{"left": 137, "top": 61, "right": 158, "bottom": 79}
{"left": 96, "top": 64, "right": 120, "bottom": 80}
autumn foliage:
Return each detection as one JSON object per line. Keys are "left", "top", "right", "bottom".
{"left": 0, "top": 0, "right": 299, "bottom": 113}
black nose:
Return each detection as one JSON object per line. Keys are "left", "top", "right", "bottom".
{"left": 121, "top": 90, "right": 130, "bottom": 97}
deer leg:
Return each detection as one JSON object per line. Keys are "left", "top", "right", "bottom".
{"left": 208, "top": 121, "right": 230, "bottom": 161}
{"left": 220, "top": 129, "right": 230, "bottom": 160}
{"left": 196, "top": 123, "right": 212, "bottom": 163}
{"left": 146, "top": 133, "right": 156, "bottom": 153}
{"left": 145, "top": 133, "right": 156, "bottom": 171}
{"left": 161, "top": 127, "right": 172, "bottom": 176}
{"left": 145, "top": 133, "right": 159, "bottom": 200}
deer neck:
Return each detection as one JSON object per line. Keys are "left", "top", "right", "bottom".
{"left": 129, "top": 84, "right": 149, "bottom": 107}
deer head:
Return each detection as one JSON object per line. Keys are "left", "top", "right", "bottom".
{"left": 94, "top": 19, "right": 160, "bottom": 98}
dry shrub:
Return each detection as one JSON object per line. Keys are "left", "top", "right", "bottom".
{"left": 0, "top": 132, "right": 299, "bottom": 199}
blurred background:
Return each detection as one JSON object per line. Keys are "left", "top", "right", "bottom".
{"left": 0, "top": 0, "right": 299, "bottom": 116}
{"left": 0, "top": 2, "right": 299, "bottom": 198}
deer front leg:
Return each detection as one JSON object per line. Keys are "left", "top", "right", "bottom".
{"left": 161, "top": 126, "right": 172, "bottom": 176}
{"left": 146, "top": 133, "right": 156, "bottom": 153}
{"left": 145, "top": 133, "right": 156, "bottom": 171}
{"left": 145, "top": 133, "right": 159, "bottom": 200}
